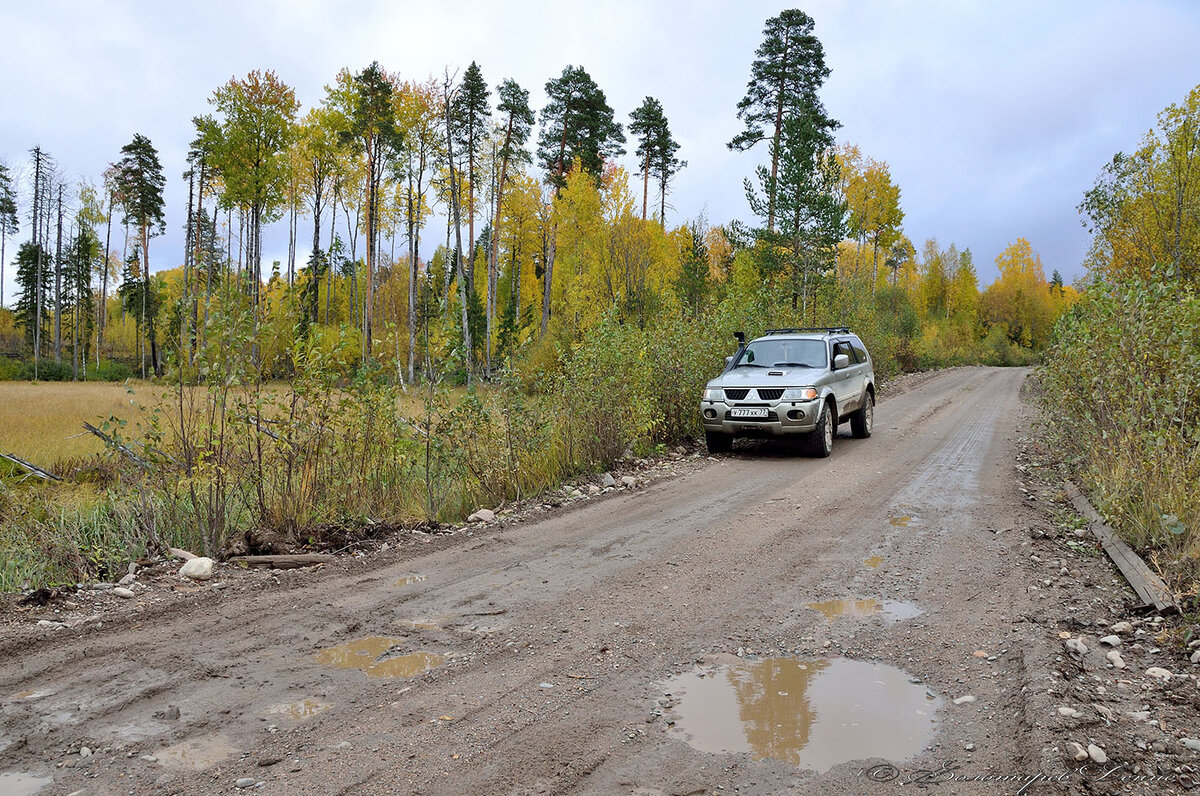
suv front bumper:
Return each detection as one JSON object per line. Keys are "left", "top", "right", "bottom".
{"left": 699, "top": 398, "right": 823, "bottom": 436}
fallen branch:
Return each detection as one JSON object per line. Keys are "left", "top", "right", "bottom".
{"left": 227, "top": 554, "right": 335, "bottom": 570}
{"left": 565, "top": 673, "right": 596, "bottom": 680}
{"left": 0, "top": 452, "right": 61, "bottom": 482}
{"left": 82, "top": 422, "right": 150, "bottom": 469}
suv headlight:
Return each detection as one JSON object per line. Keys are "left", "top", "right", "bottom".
{"left": 782, "top": 388, "right": 818, "bottom": 400}
{"left": 702, "top": 388, "right": 723, "bottom": 400}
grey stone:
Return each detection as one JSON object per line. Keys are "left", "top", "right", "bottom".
{"left": 1057, "top": 706, "right": 1082, "bottom": 719}
{"left": 1110, "top": 621, "right": 1134, "bottom": 634}
{"left": 1099, "top": 635, "right": 1121, "bottom": 647}
{"left": 235, "top": 778, "right": 256, "bottom": 788}
{"left": 1064, "top": 638, "right": 1088, "bottom": 656}
{"left": 1181, "top": 738, "right": 1200, "bottom": 753}
{"left": 112, "top": 587, "right": 135, "bottom": 599}
{"left": 1066, "top": 741, "right": 1088, "bottom": 761}
{"left": 953, "top": 695, "right": 977, "bottom": 705}
{"left": 80, "top": 746, "right": 92, "bottom": 758}
{"left": 467, "top": 509, "right": 495, "bottom": 523}
{"left": 1145, "top": 666, "right": 1173, "bottom": 681}
{"left": 1087, "top": 744, "right": 1107, "bottom": 764}
{"left": 600, "top": 473, "right": 616, "bottom": 488}
{"left": 118, "top": 573, "right": 136, "bottom": 587}
{"left": 1106, "top": 650, "right": 1126, "bottom": 669}
{"left": 621, "top": 475, "right": 637, "bottom": 488}
{"left": 180, "top": 557, "right": 214, "bottom": 581}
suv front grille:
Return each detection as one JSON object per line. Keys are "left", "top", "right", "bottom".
{"left": 756, "top": 388, "right": 784, "bottom": 400}
{"left": 724, "top": 389, "right": 749, "bottom": 400}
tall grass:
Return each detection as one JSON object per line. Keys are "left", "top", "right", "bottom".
{"left": 1039, "top": 278, "right": 1199, "bottom": 591}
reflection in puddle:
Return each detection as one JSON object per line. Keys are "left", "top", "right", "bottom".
{"left": 267, "top": 698, "right": 331, "bottom": 721}
{"left": 863, "top": 556, "right": 884, "bottom": 568}
{"left": 158, "top": 733, "right": 237, "bottom": 770}
{"left": 0, "top": 773, "right": 52, "bottom": 795}
{"left": 805, "top": 599, "right": 922, "bottom": 621}
{"left": 395, "top": 575, "right": 427, "bottom": 586}
{"left": 889, "top": 515, "right": 913, "bottom": 527}
{"left": 663, "top": 658, "right": 939, "bottom": 772}
{"left": 314, "top": 637, "right": 448, "bottom": 678}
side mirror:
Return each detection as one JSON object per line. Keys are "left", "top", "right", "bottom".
{"left": 833, "top": 353, "right": 850, "bottom": 370}
{"left": 724, "top": 355, "right": 734, "bottom": 367}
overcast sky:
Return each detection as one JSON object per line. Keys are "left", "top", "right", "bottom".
{"left": 2, "top": 0, "right": 1198, "bottom": 305}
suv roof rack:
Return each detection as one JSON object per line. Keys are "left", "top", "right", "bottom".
{"left": 763, "top": 327, "right": 850, "bottom": 336}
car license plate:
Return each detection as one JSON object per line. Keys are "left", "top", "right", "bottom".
{"left": 731, "top": 407, "right": 768, "bottom": 418}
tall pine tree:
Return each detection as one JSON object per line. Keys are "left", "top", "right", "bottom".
{"left": 113, "top": 134, "right": 166, "bottom": 374}
{"left": 729, "top": 9, "right": 838, "bottom": 232}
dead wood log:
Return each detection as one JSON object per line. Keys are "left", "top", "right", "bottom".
{"left": 227, "top": 554, "right": 335, "bottom": 570}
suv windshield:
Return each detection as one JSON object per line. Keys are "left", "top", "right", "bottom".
{"left": 733, "top": 338, "right": 827, "bottom": 369}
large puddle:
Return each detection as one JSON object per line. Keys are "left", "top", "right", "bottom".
{"left": 661, "top": 657, "right": 939, "bottom": 772}
{"left": 804, "top": 599, "right": 922, "bottom": 621}
{"left": 0, "top": 773, "right": 52, "bottom": 796}
{"left": 314, "top": 637, "right": 447, "bottom": 678}
{"left": 157, "top": 733, "right": 238, "bottom": 770}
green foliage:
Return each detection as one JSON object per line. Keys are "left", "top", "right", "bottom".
{"left": 1040, "top": 278, "right": 1199, "bottom": 584}
{"left": 538, "top": 65, "right": 626, "bottom": 190}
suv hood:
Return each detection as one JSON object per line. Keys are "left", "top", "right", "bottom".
{"left": 710, "top": 366, "right": 823, "bottom": 388}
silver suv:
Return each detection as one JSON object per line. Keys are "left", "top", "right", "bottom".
{"left": 700, "top": 328, "right": 875, "bottom": 457}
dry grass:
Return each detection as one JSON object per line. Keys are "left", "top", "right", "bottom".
{"left": 0, "top": 380, "right": 476, "bottom": 476}
{"left": 0, "top": 381, "right": 163, "bottom": 470}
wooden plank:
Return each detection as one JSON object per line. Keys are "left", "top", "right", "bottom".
{"left": 227, "top": 554, "right": 334, "bottom": 570}
{"left": 1064, "top": 481, "right": 1177, "bottom": 613}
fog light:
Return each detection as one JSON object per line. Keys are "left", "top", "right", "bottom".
{"left": 787, "top": 410, "right": 804, "bottom": 421}
{"left": 704, "top": 408, "right": 717, "bottom": 419}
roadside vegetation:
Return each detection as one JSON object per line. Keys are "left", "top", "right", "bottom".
{"left": 0, "top": 9, "right": 1076, "bottom": 591}
{"left": 1041, "top": 84, "right": 1200, "bottom": 595}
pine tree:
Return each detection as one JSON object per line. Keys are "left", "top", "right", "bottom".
{"left": 453, "top": 62, "right": 491, "bottom": 275}
{"left": 0, "top": 163, "right": 18, "bottom": 309}
{"left": 537, "top": 65, "right": 626, "bottom": 191}
{"left": 629, "top": 97, "right": 666, "bottom": 221}
{"left": 343, "top": 62, "right": 401, "bottom": 360}
{"left": 113, "top": 134, "right": 166, "bottom": 373}
{"left": 14, "top": 242, "right": 52, "bottom": 350}
{"left": 730, "top": 9, "right": 839, "bottom": 232}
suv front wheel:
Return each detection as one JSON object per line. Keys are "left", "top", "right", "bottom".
{"left": 705, "top": 430, "right": 733, "bottom": 454}
{"left": 806, "top": 403, "right": 834, "bottom": 458}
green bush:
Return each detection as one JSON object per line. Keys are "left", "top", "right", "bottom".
{"left": 1039, "top": 278, "right": 1199, "bottom": 587}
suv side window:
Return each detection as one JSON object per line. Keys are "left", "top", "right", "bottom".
{"left": 832, "top": 341, "right": 854, "bottom": 368}
{"left": 849, "top": 336, "right": 868, "bottom": 364}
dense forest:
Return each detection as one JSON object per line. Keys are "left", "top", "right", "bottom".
{"left": 0, "top": 9, "right": 1073, "bottom": 388}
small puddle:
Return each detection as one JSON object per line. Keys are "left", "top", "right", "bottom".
{"left": 0, "top": 772, "right": 52, "bottom": 796}
{"left": 889, "top": 515, "right": 913, "bottom": 527}
{"left": 395, "top": 575, "right": 427, "bottom": 586}
{"left": 804, "top": 599, "right": 922, "bottom": 621}
{"left": 662, "top": 658, "right": 939, "bottom": 772}
{"left": 864, "top": 555, "right": 884, "bottom": 568}
{"left": 157, "top": 733, "right": 237, "bottom": 770}
{"left": 267, "top": 698, "right": 331, "bottom": 721}
{"left": 314, "top": 637, "right": 447, "bottom": 678}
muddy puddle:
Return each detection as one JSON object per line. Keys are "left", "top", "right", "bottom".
{"left": 804, "top": 598, "right": 922, "bottom": 621}
{"left": 157, "top": 733, "right": 238, "bottom": 770}
{"left": 0, "top": 772, "right": 52, "bottom": 796}
{"left": 395, "top": 575, "right": 427, "bottom": 586}
{"left": 661, "top": 657, "right": 939, "bottom": 772}
{"left": 314, "top": 637, "right": 448, "bottom": 678}
{"left": 267, "top": 698, "right": 331, "bottom": 721}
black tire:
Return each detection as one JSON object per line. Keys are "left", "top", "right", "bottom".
{"left": 705, "top": 430, "right": 733, "bottom": 454}
{"left": 806, "top": 402, "right": 834, "bottom": 458}
{"left": 850, "top": 391, "right": 874, "bottom": 439}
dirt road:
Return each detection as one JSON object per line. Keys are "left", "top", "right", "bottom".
{"left": 3, "top": 366, "right": 1185, "bottom": 795}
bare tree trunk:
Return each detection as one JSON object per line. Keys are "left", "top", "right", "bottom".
{"left": 54, "top": 185, "right": 63, "bottom": 363}
{"left": 541, "top": 226, "right": 555, "bottom": 336}
{"left": 444, "top": 78, "right": 472, "bottom": 385}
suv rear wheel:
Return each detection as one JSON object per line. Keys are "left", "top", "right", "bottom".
{"left": 806, "top": 403, "right": 834, "bottom": 458}
{"left": 850, "top": 391, "right": 874, "bottom": 439}
{"left": 705, "top": 430, "right": 733, "bottom": 454}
